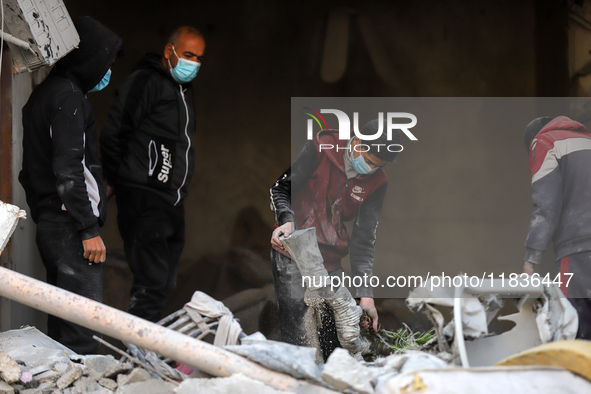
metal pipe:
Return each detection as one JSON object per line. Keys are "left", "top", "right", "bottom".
{"left": 0, "top": 266, "right": 335, "bottom": 393}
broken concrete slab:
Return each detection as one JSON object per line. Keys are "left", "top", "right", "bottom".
{"left": 98, "top": 377, "right": 117, "bottom": 391}
{"left": 174, "top": 373, "right": 284, "bottom": 394}
{"left": 115, "top": 379, "right": 177, "bottom": 394}
{"left": 0, "top": 381, "right": 14, "bottom": 394}
{"left": 117, "top": 367, "right": 152, "bottom": 387}
{"left": 400, "top": 352, "right": 449, "bottom": 374}
{"left": 0, "top": 327, "right": 75, "bottom": 369}
{"left": 55, "top": 365, "right": 82, "bottom": 389}
{"left": 321, "top": 348, "right": 375, "bottom": 394}
{"left": 53, "top": 362, "right": 72, "bottom": 375}
{"left": 225, "top": 339, "right": 322, "bottom": 382}
{"left": 34, "top": 381, "right": 56, "bottom": 392}
{"left": 102, "top": 361, "right": 133, "bottom": 380}
{"left": 73, "top": 376, "right": 104, "bottom": 393}
{"left": 84, "top": 355, "right": 119, "bottom": 381}
{"left": 375, "top": 351, "right": 449, "bottom": 375}
{"left": 33, "top": 369, "right": 59, "bottom": 383}
{"left": 0, "top": 352, "right": 21, "bottom": 384}
{"left": 26, "top": 365, "right": 52, "bottom": 376}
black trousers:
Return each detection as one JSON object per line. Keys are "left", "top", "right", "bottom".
{"left": 36, "top": 221, "right": 102, "bottom": 354}
{"left": 270, "top": 249, "right": 341, "bottom": 361}
{"left": 116, "top": 187, "right": 185, "bottom": 322}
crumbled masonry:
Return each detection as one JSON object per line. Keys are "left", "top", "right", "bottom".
{"left": 0, "top": 289, "right": 590, "bottom": 393}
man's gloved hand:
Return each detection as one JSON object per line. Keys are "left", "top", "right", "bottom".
{"left": 270, "top": 221, "right": 294, "bottom": 250}
{"left": 359, "top": 297, "right": 379, "bottom": 333}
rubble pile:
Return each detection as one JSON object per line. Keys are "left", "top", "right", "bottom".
{"left": 0, "top": 328, "right": 456, "bottom": 394}
{"left": 0, "top": 350, "right": 176, "bottom": 394}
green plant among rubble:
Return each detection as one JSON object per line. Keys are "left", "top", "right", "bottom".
{"left": 360, "top": 311, "right": 437, "bottom": 358}
{"left": 381, "top": 325, "right": 437, "bottom": 351}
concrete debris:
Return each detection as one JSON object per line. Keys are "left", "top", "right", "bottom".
{"left": 84, "top": 355, "right": 119, "bottom": 381}
{"left": 102, "top": 361, "right": 133, "bottom": 380}
{"left": 226, "top": 335, "right": 322, "bottom": 382}
{"left": 53, "top": 362, "right": 72, "bottom": 375}
{"left": 98, "top": 377, "right": 117, "bottom": 391}
{"left": 34, "top": 369, "right": 60, "bottom": 383}
{"left": 0, "top": 329, "right": 175, "bottom": 393}
{"left": 0, "top": 273, "right": 584, "bottom": 393}
{"left": 115, "top": 379, "right": 177, "bottom": 394}
{"left": 0, "top": 381, "right": 14, "bottom": 394}
{"left": 0, "top": 327, "right": 74, "bottom": 368}
{"left": 174, "top": 373, "right": 286, "bottom": 394}
{"left": 72, "top": 376, "right": 104, "bottom": 393}
{"left": 375, "top": 351, "right": 449, "bottom": 375}
{"left": 117, "top": 367, "right": 151, "bottom": 386}
{"left": 0, "top": 353, "right": 21, "bottom": 384}
{"left": 321, "top": 348, "right": 376, "bottom": 394}
{"left": 56, "top": 365, "right": 82, "bottom": 389}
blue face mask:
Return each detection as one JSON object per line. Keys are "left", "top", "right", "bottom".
{"left": 168, "top": 46, "right": 200, "bottom": 84}
{"left": 350, "top": 150, "right": 378, "bottom": 175}
{"left": 88, "top": 69, "right": 111, "bottom": 93}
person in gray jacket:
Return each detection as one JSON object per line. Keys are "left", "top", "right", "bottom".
{"left": 101, "top": 26, "right": 205, "bottom": 322}
{"left": 523, "top": 115, "right": 591, "bottom": 339}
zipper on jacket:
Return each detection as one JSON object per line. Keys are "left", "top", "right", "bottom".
{"left": 148, "top": 140, "right": 158, "bottom": 176}
{"left": 175, "top": 86, "right": 191, "bottom": 206}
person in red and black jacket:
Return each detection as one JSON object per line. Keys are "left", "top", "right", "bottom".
{"left": 523, "top": 115, "right": 591, "bottom": 339}
{"left": 269, "top": 119, "right": 399, "bottom": 359}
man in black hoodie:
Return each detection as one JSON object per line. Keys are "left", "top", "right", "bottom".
{"left": 101, "top": 27, "right": 205, "bottom": 322}
{"left": 19, "top": 17, "right": 122, "bottom": 354}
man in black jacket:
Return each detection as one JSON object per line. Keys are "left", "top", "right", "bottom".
{"left": 19, "top": 16, "right": 122, "bottom": 354}
{"left": 101, "top": 27, "right": 205, "bottom": 322}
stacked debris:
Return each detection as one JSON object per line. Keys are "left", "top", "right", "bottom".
{"left": 0, "top": 327, "right": 177, "bottom": 393}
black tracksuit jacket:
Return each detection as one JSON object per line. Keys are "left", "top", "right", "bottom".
{"left": 100, "top": 54, "right": 196, "bottom": 206}
{"left": 19, "top": 17, "right": 122, "bottom": 240}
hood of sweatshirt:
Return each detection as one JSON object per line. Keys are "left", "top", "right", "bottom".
{"left": 50, "top": 16, "right": 123, "bottom": 93}
{"left": 538, "top": 116, "right": 589, "bottom": 136}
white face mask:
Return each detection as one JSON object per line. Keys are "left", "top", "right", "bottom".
{"left": 168, "top": 46, "right": 200, "bottom": 84}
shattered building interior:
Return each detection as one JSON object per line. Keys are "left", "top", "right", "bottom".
{"left": 0, "top": 0, "right": 591, "bottom": 392}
